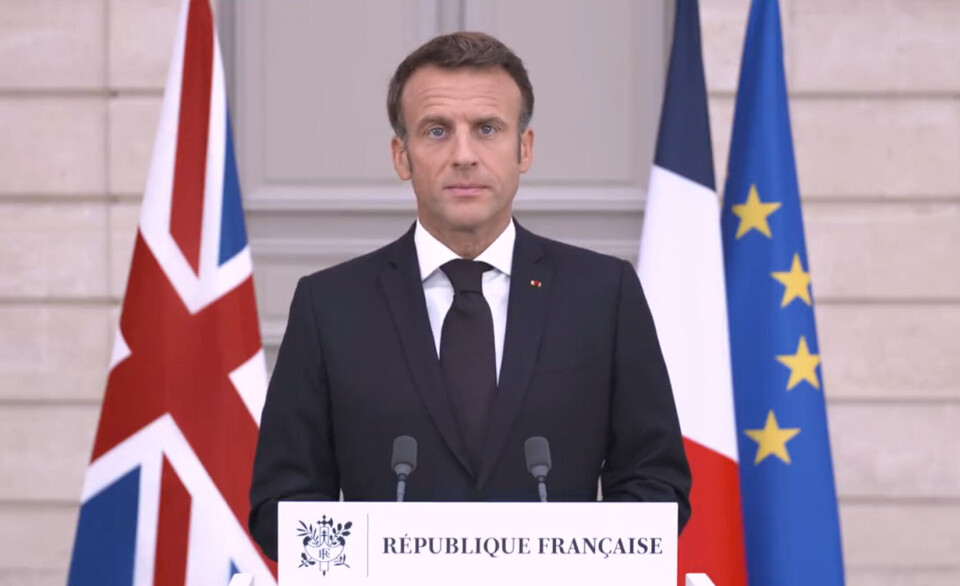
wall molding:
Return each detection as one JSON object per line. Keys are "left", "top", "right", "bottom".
{"left": 245, "top": 185, "right": 647, "bottom": 212}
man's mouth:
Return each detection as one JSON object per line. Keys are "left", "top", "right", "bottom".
{"left": 444, "top": 184, "right": 487, "bottom": 196}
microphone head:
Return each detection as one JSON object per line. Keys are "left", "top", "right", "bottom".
{"left": 524, "top": 436, "right": 552, "bottom": 479}
{"left": 391, "top": 435, "right": 418, "bottom": 477}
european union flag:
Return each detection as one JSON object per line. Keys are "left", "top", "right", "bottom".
{"left": 720, "top": 1, "right": 845, "bottom": 584}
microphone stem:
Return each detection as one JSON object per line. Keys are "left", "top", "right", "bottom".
{"left": 537, "top": 478, "right": 548, "bottom": 503}
{"left": 397, "top": 474, "right": 407, "bottom": 502}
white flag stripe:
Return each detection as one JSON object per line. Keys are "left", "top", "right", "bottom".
{"left": 638, "top": 165, "right": 739, "bottom": 462}
{"left": 109, "top": 326, "right": 132, "bottom": 372}
{"left": 230, "top": 348, "right": 269, "bottom": 426}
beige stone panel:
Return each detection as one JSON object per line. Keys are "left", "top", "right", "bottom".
{"left": 829, "top": 404, "right": 960, "bottom": 498}
{"left": 794, "top": 0, "right": 960, "bottom": 93}
{"left": 108, "top": 0, "right": 180, "bottom": 89}
{"left": 701, "top": 0, "right": 797, "bottom": 93}
{"left": 0, "top": 305, "right": 110, "bottom": 402}
{"left": 484, "top": 0, "right": 659, "bottom": 185}
{"left": 109, "top": 202, "right": 142, "bottom": 298}
{"left": 847, "top": 570, "right": 960, "bottom": 586}
{"left": 0, "top": 99, "right": 106, "bottom": 195}
{"left": 0, "top": 203, "right": 108, "bottom": 297}
{"left": 109, "top": 304, "right": 121, "bottom": 333}
{"left": 817, "top": 304, "right": 960, "bottom": 400}
{"left": 0, "top": 570, "right": 67, "bottom": 586}
{"left": 265, "top": 344, "right": 278, "bottom": 375}
{"left": 804, "top": 202, "right": 960, "bottom": 299}
{"left": 713, "top": 97, "right": 960, "bottom": 199}
{"left": 700, "top": 0, "right": 749, "bottom": 93}
{"left": 841, "top": 502, "right": 960, "bottom": 568}
{"left": 792, "top": 99, "right": 960, "bottom": 198}
{"left": 253, "top": 259, "right": 360, "bottom": 323}
{"left": 0, "top": 0, "right": 105, "bottom": 89}
{"left": 0, "top": 405, "right": 98, "bottom": 501}
{"left": 255, "top": 263, "right": 305, "bottom": 323}
{"left": 0, "top": 505, "right": 77, "bottom": 571}
{"left": 708, "top": 95, "right": 735, "bottom": 192}
{"left": 109, "top": 97, "right": 161, "bottom": 195}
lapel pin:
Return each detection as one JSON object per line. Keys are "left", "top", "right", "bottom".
{"left": 530, "top": 279, "right": 542, "bottom": 288}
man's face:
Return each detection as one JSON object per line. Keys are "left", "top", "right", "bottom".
{"left": 391, "top": 65, "right": 534, "bottom": 241}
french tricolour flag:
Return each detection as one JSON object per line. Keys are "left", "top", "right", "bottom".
{"left": 637, "top": 1, "right": 748, "bottom": 584}
{"left": 67, "top": 1, "right": 276, "bottom": 584}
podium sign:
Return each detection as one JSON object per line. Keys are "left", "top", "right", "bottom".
{"left": 279, "top": 502, "right": 677, "bottom": 585}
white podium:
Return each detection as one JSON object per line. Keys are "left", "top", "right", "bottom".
{"left": 245, "top": 501, "right": 713, "bottom": 586}
{"left": 229, "top": 502, "right": 715, "bottom": 585}
{"left": 230, "top": 573, "right": 716, "bottom": 585}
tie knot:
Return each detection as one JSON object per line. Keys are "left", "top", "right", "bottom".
{"left": 441, "top": 259, "right": 492, "bottom": 294}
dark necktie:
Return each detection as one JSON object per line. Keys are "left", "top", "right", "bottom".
{"left": 439, "top": 259, "right": 497, "bottom": 472}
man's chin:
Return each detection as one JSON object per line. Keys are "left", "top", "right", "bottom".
{"left": 418, "top": 199, "right": 512, "bottom": 235}
{"left": 444, "top": 210, "right": 511, "bottom": 233}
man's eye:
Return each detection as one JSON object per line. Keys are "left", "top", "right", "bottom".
{"left": 428, "top": 127, "right": 446, "bottom": 138}
{"left": 479, "top": 124, "right": 496, "bottom": 135}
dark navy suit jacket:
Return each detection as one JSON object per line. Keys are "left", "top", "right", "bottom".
{"left": 249, "top": 222, "right": 691, "bottom": 560}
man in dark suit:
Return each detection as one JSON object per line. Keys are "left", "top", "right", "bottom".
{"left": 249, "top": 32, "right": 690, "bottom": 560}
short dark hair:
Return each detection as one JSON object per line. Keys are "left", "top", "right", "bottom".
{"left": 387, "top": 32, "right": 534, "bottom": 139}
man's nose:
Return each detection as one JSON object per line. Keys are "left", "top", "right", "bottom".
{"left": 451, "top": 131, "right": 479, "bottom": 168}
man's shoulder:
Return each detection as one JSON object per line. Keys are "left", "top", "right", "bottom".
{"left": 523, "top": 227, "right": 628, "bottom": 276}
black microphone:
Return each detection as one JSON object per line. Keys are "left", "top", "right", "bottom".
{"left": 391, "top": 435, "right": 417, "bottom": 502}
{"left": 524, "top": 436, "right": 552, "bottom": 503}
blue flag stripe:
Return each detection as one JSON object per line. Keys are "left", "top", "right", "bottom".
{"left": 67, "top": 467, "right": 141, "bottom": 586}
{"left": 219, "top": 113, "right": 248, "bottom": 266}
{"left": 653, "top": 0, "right": 715, "bottom": 191}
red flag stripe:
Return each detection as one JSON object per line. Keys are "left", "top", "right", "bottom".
{"left": 94, "top": 235, "right": 262, "bottom": 531}
{"left": 154, "top": 457, "right": 192, "bottom": 585}
{"left": 170, "top": 0, "right": 214, "bottom": 276}
{"left": 678, "top": 437, "right": 748, "bottom": 586}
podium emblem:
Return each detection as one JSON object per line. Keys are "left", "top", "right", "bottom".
{"left": 297, "top": 516, "right": 353, "bottom": 575}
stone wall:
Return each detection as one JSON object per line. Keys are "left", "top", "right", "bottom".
{"left": 0, "top": 1, "right": 177, "bottom": 583}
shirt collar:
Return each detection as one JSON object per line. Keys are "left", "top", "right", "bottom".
{"left": 414, "top": 219, "right": 515, "bottom": 282}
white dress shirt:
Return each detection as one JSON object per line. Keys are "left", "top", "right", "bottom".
{"left": 414, "top": 219, "right": 515, "bottom": 381}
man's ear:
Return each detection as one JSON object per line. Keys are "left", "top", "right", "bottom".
{"left": 519, "top": 127, "right": 534, "bottom": 173}
{"left": 391, "top": 135, "right": 412, "bottom": 181}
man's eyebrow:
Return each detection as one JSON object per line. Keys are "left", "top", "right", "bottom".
{"left": 474, "top": 116, "right": 508, "bottom": 127}
{"left": 415, "top": 115, "right": 452, "bottom": 131}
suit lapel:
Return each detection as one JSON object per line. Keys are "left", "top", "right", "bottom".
{"left": 478, "top": 223, "right": 553, "bottom": 489}
{"left": 378, "top": 226, "right": 473, "bottom": 476}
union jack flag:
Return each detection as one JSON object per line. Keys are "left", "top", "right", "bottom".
{"left": 68, "top": 1, "right": 277, "bottom": 583}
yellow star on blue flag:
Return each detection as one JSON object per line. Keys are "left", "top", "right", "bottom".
{"left": 732, "top": 185, "right": 781, "bottom": 239}
{"left": 771, "top": 253, "right": 811, "bottom": 307}
{"left": 744, "top": 410, "right": 800, "bottom": 464}
{"left": 776, "top": 336, "right": 821, "bottom": 390}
